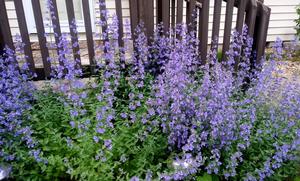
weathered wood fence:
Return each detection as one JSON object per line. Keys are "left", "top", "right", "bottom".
{"left": 0, "top": 0, "right": 270, "bottom": 80}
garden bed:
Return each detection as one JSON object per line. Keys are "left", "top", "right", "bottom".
{"left": 1, "top": 22, "right": 300, "bottom": 181}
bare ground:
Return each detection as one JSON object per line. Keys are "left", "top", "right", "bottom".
{"left": 278, "top": 60, "right": 300, "bottom": 82}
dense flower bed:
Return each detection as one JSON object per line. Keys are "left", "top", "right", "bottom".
{"left": 1, "top": 4, "right": 300, "bottom": 181}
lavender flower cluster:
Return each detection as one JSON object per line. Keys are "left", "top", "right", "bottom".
{"left": 150, "top": 29, "right": 300, "bottom": 180}
{"left": 0, "top": 38, "right": 37, "bottom": 163}
{"left": 1, "top": 1, "right": 300, "bottom": 180}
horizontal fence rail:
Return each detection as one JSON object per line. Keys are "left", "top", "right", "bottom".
{"left": 0, "top": 0, "right": 270, "bottom": 80}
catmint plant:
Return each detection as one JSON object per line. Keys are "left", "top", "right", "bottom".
{"left": 1, "top": 5, "right": 300, "bottom": 181}
{"left": 0, "top": 44, "right": 39, "bottom": 166}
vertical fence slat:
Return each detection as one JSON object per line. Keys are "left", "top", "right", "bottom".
{"left": 49, "top": 0, "right": 64, "bottom": 66}
{"left": 156, "top": 0, "right": 170, "bottom": 32}
{"left": 32, "top": 0, "right": 51, "bottom": 78}
{"left": 222, "top": 0, "right": 234, "bottom": 61}
{"left": 0, "top": 28, "right": 4, "bottom": 55}
{"left": 14, "top": 0, "right": 35, "bottom": 73}
{"left": 186, "top": 0, "right": 190, "bottom": 24}
{"left": 233, "top": 0, "right": 248, "bottom": 69}
{"left": 0, "top": 0, "right": 14, "bottom": 50}
{"left": 211, "top": 0, "right": 222, "bottom": 50}
{"left": 156, "top": 0, "right": 162, "bottom": 25}
{"left": 186, "top": 0, "right": 196, "bottom": 30}
{"left": 254, "top": 3, "right": 270, "bottom": 64}
{"left": 82, "top": 0, "right": 95, "bottom": 66}
{"left": 129, "top": 0, "right": 139, "bottom": 37}
{"left": 161, "top": 0, "right": 170, "bottom": 32}
{"left": 236, "top": 0, "right": 247, "bottom": 34}
{"left": 245, "top": 0, "right": 257, "bottom": 37}
{"left": 115, "top": 0, "right": 124, "bottom": 46}
{"left": 147, "top": 0, "right": 154, "bottom": 38}
{"left": 199, "top": 0, "right": 209, "bottom": 64}
{"left": 171, "top": 0, "right": 176, "bottom": 28}
{"left": 140, "top": 0, "right": 154, "bottom": 39}
{"left": 176, "top": 0, "right": 183, "bottom": 25}
{"left": 7, "top": 0, "right": 270, "bottom": 79}
{"left": 65, "top": 0, "right": 81, "bottom": 67}
{"left": 137, "top": 2, "right": 144, "bottom": 22}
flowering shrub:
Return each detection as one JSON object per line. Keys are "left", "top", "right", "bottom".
{"left": 1, "top": 4, "right": 300, "bottom": 181}
{"left": 0, "top": 37, "right": 37, "bottom": 171}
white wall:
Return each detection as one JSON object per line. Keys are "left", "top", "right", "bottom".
{"left": 4, "top": 0, "right": 300, "bottom": 43}
{"left": 264, "top": 0, "right": 299, "bottom": 41}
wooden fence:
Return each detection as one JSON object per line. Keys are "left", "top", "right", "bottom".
{"left": 0, "top": 0, "right": 271, "bottom": 80}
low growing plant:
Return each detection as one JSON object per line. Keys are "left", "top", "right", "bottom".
{"left": 1, "top": 2, "right": 300, "bottom": 180}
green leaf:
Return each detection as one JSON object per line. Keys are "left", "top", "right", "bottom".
{"left": 197, "top": 173, "right": 213, "bottom": 181}
{"left": 294, "top": 176, "right": 300, "bottom": 181}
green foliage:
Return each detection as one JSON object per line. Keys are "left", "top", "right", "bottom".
{"left": 217, "top": 51, "right": 223, "bottom": 61}
{"left": 4, "top": 22, "right": 300, "bottom": 181}
{"left": 9, "top": 74, "right": 169, "bottom": 180}
{"left": 234, "top": 106, "right": 300, "bottom": 181}
{"left": 196, "top": 173, "right": 220, "bottom": 181}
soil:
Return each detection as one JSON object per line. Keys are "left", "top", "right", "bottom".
{"left": 278, "top": 60, "right": 300, "bottom": 82}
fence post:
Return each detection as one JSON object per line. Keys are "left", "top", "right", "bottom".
{"left": 245, "top": 0, "right": 258, "bottom": 37}
{"left": 0, "top": 0, "right": 14, "bottom": 50}
{"left": 211, "top": 0, "right": 222, "bottom": 51}
{"left": 221, "top": 0, "right": 234, "bottom": 61}
{"left": 66, "top": 0, "right": 81, "bottom": 68}
{"left": 14, "top": 0, "right": 36, "bottom": 73}
{"left": 253, "top": 2, "right": 270, "bottom": 65}
{"left": 0, "top": 26, "right": 4, "bottom": 56}
{"left": 129, "top": 0, "right": 139, "bottom": 40}
{"left": 32, "top": 0, "right": 51, "bottom": 78}
{"left": 199, "top": 0, "right": 210, "bottom": 64}
{"left": 157, "top": 0, "right": 170, "bottom": 34}
{"left": 82, "top": 0, "right": 95, "bottom": 69}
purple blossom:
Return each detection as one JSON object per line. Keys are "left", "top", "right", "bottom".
{"left": 69, "top": 121, "right": 75, "bottom": 128}
{"left": 96, "top": 128, "right": 105, "bottom": 134}
{"left": 120, "top": 112, "right": 127, "bottom": 119}
{"left": 104, "top": 139, "right": 112, "bottom": 150}
{"left": 93, "top": 136, "right": 99, "bottom": 143}
{"left": 130, "top": 176, "right": 140, "bottom": 181}
{"left": 0, "top": 45, "right": 37, "bottom": 163}
{"left": 1, "top": 8, "right": 300, "bottom": 180}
